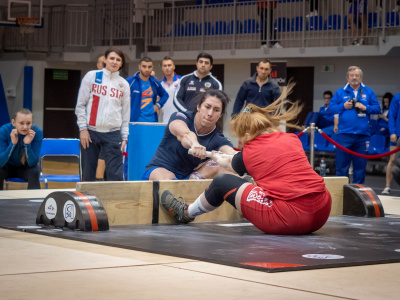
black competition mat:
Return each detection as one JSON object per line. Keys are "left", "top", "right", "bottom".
{"left": 1, "top": 198, "right": 400, "bottom": 273}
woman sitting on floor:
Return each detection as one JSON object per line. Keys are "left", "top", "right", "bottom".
{"left": 161, "top": 84, "right": 332, "bottom": 235}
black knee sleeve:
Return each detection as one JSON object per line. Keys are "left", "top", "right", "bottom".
{"left": 204, "top": 174, "right": 248, "bottom": 208}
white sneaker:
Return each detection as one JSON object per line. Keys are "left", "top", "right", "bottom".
{"left": 306, "top": 10, "right": 318, "bottom": 18}
{"left": 393, "top": 6, "right": 400, "bottom": 12}
{"left": 358, "top": 38, "right": 365, "bottom": 45}
{"left": 273, "top": 42, "right": 283, "bottom": 48}
{"left": 352, "top": 39, "right": 358, "bottom": 45}
{"left": 260, "top": 44, "right": 268, "bottom": 49}
{"left": 382, "top": 187, "right": 390, "bottom": 195}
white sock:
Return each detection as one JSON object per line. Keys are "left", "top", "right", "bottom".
{"left": 188, "top": 195, "right": 211, "bottom": 218}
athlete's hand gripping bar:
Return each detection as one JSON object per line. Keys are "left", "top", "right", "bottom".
{"left": 188, "top": 148, "right": 212, "bottom": 157}
{"left": 188, "top": 149, "right": 231, "bottom": 158}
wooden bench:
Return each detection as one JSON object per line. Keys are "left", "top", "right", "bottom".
{"left": 76, "top": 176, "right": 349, "bottom": 226}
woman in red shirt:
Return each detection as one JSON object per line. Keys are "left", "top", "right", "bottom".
{"left": 161, "top": 87, "right": 332, "bottom": 235}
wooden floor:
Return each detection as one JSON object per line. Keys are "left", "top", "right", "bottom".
{"left": 1, "top": 162, "right": 400, "bottom": 299}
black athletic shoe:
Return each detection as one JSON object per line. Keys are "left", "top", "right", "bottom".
{"left": 160, "top": 190, "right": 193, "bottom": 224}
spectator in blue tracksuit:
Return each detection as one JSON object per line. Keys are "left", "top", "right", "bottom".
{"left": 126, "top": 57, "right": 168, "bottom": 122}
{"left": 124, "top": 57, "right": 168, "bottom": 179}
{"left": 384, "top": 93, "right": 400, "bottom": 194}
{"left": 317, "top": 91, "right": 335, "bottom": 136}
{"left": 376, "top": 92, "right": 393, "bottom": 138}
{"left": 304, "top": 91, "right": 335, "bottom": 136}
{"left": 328, "top": 66, "right": 380, "bottom": 184}
{"left": 388, "top": 93, "right": 400, "bottom": 142}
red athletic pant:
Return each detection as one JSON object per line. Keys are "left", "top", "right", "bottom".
{"left": 240, "top": 185, "right": 332, "bottom": 235}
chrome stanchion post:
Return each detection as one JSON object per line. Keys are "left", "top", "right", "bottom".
{"left": 310, "top": 123, "right": 315, "bottom": 169}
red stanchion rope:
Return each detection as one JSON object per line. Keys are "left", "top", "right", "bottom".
{"left": 319, "top": 131, "right": 400, "bottom": 159}
{"left": 294, "top": 127, "right": 309, "bottom": 138}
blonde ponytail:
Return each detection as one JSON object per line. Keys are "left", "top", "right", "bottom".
{"left": 231, "top": 81, "right": 303, "bottom": 142}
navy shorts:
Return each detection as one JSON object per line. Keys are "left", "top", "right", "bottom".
{"left": 141, "top": 167, "right": 189, "bottom": 180}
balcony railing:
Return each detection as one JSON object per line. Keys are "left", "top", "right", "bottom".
{"left": 1, "top": 0, "right": 399, "bottom": 55}
{"left": 145, "top": 0, "right": 400, "bottom": 52}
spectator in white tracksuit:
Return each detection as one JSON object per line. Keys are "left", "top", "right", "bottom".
{"left": 159, "top": 56, "right": 181, "bottom": 123}
{"left": 75, "top": 46, "right": 130, "bottom": 181}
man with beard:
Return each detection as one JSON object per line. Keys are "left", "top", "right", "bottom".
{"left": 173, "top": 52, "right": 222, "bottom": 113}
{"left": 232, "top": 59, "right": 281, "bottom": 116}
{"left": 126, "top": 57, "right": 168, "bottom": 123}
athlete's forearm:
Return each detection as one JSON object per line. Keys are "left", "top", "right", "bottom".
{"left": 180, "top": 131, "right": 199, "bottom": 149}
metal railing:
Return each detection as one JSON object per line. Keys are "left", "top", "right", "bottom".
{"left": 2, "top": 5, "right": 92, "bottom": 53}
{"left": 1, "top": 2, "right": 146, "bottom": 53}
{"left": 146, "top": 0, "right": 400, "bottom": 52}
{"left": 1, "top": 0, "right": 399, "bottom": 54}
{"left": 92, "top": 1, "right": 145, "bottom": 48}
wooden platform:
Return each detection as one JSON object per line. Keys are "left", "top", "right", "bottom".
{"left": 76, "top": 177, "right": 348, "bottom": 226}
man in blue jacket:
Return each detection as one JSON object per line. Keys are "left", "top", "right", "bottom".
{"left": 126, "top": 57, "right": 168, "bottom": 122}
{"left": 385, "top": 92, "right": 400, "bottom": 194}
{"left": 304, "top": 90, "right": 335, "bottom": 136}
{"left": 0, "top": 108, "right": 43, "bottom": 189}
{"left": 232, "top": 59, "right": 281, "bottom": 116}
{"left": 328, "top": 66, "right": 380, "bottom": 184}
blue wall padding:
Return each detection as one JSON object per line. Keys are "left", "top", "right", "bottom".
{"left": 23, "top": 66, "right": 33, "bottom": 111}
{"left": 0, "top": 74, "right": 10, "bottom": 126}
{"left": 128, "top": 123, "right": 167, "bottom": 180}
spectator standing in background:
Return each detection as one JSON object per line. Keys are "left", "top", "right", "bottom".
{"left": 376, "top": 92, "right": 393, "bottom": 138}
{"left": 306, "top": 0, "right": 319, "bottom": 17}
{"left": 75, "top": 47, "right": 130, "bottom": 182}
{"left": 383, "top": 92, "right": 400, "bottom": 194}
{"left": 160, "top": 56, "right": 181, "bottom": 123}
{"left": 96, "top": 55, "right": 106, "bottom": 70}
{"left": 258, "top": 1, "right": 282, "bottom": 48}
{"left": 328, "top": 66, "right": 380, "bottom": 184}
{"left": 349, "top": 0, "right": 368, "bottom": 45}
{"left": 173, "top": 52, "right": 222, "bottom": 113}
{"left": 232, "top": 59, "right": 281, "bottom": 116}
{"left": 95, "top": 55, "right": 107, "bottom": 181}
{"left": 126, "top": 57, "right": 168, "bottom": 123}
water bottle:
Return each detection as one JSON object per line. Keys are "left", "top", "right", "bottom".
{"left": 319, "top": 157, "right": 326, "bottom": 177}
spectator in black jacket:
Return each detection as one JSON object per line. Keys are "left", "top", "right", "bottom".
{"left": 232, "top": 59, "right": 281, "bottom": 116}
{"left": 173, "top": 52, "right": 222, "bottom": 113}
